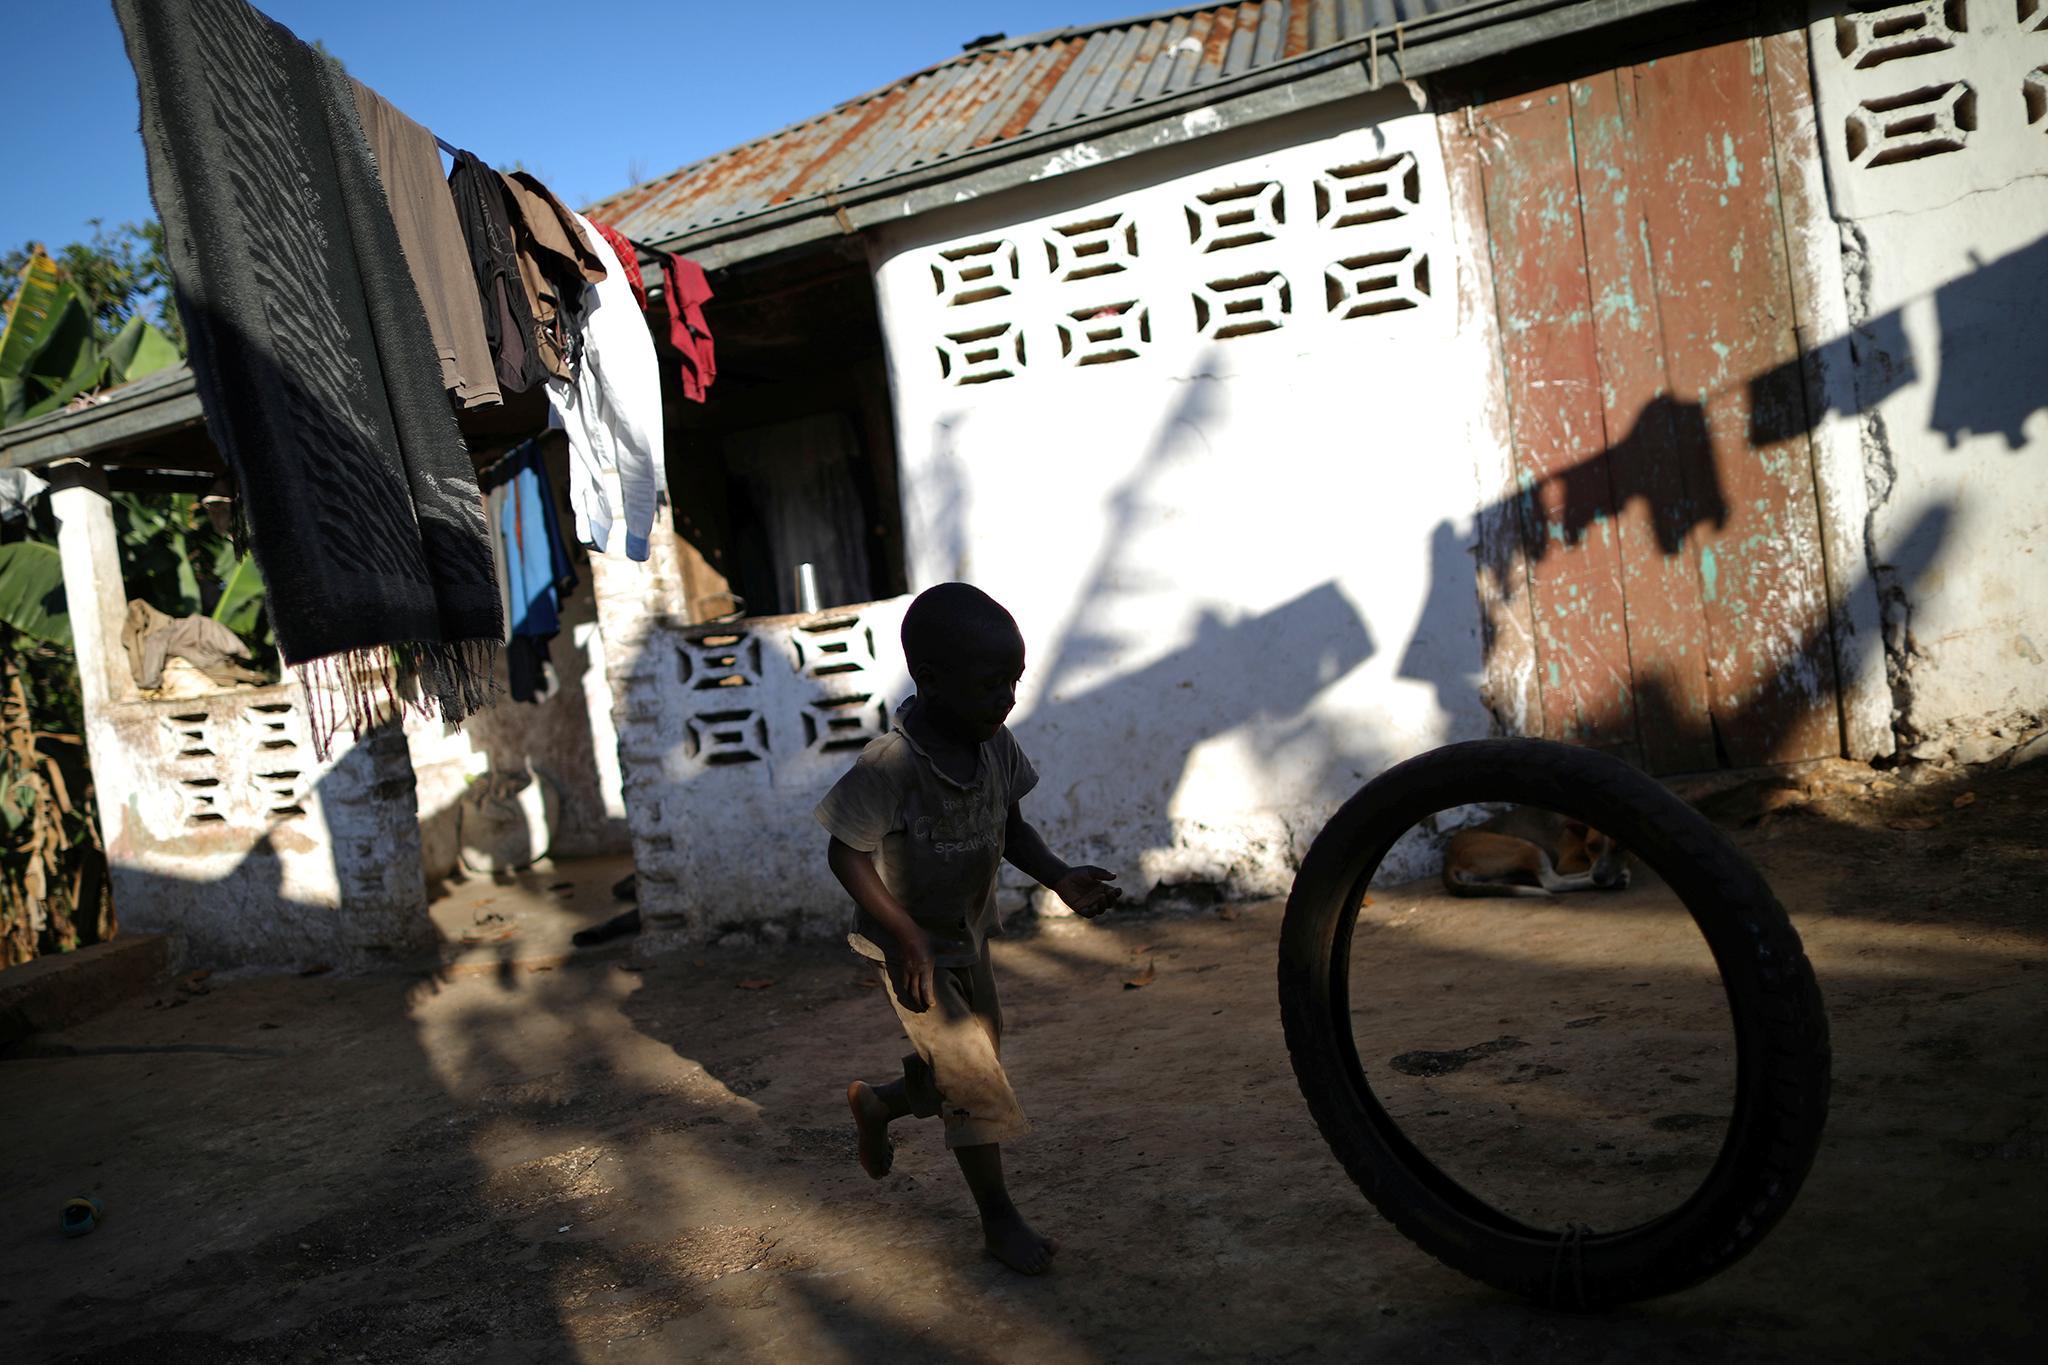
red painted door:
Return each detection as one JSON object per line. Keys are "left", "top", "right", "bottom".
{"left": 1473, "top": 36, "right": 1842, "bottom": 773}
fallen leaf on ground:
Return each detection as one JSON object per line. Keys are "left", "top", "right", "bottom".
{"left": 1124, "top": 962, "right": 1156, "bottom": 990}
{"left": 1361, "top": 894, "right": 1375, "bottom": 907}
{"left": 1952, "top": 792, "right": 1977, "bottom": 809}
{"left": 1887, "top": 816, "right": 1942, "bottom": 831}
{"left": 737, "top": 977, "right": 777, "bottom": 991}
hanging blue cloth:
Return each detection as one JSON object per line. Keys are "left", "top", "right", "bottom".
{"left": 482, "top": 436, "right": 578, "bottom": 702}
{"left": 495, "top": 437, "right": 576, "bottom": 639}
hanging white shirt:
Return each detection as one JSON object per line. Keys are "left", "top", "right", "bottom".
{"left": 548, "top": 212, "right": 665, "bottom": 560}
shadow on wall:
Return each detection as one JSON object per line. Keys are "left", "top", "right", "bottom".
{"left": 462, "top": 593, "right": 628, "bottom": 860}
{"left": 908, "top": 412, "right": 974, "bottom": 583}
{"left": 1749, "top": 231, "right": 2048, "bottom": 454}
{"left": 1397, "top": 519, "right": 1489, "bottom": 728}
{"left": 1013, "top": 583, "right": 1377, "bottom": 879}
{"left": 112, "top": 724, "right": 439, "bottom": 969}
{"left": 998, "top": 345, "right": 1487, "bottom": 892}
{"left": 1460, "top": 303, "right": 1979, "bottom": 770}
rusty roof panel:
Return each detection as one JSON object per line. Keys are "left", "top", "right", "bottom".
{"left": 586, "top": 2, "right": 1489, "bottom": 247}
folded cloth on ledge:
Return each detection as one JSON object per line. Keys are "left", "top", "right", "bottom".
{"left": 121, "top": 600, "right": 267, "bottom": 690}
{"left": 115, "top": 0, "right": 503, "bottom": 751}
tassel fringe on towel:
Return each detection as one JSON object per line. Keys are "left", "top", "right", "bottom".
{"left": 296, "top": 639, "right": 502, "bottom": 760}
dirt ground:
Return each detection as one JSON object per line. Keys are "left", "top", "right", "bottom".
{"left": 2, "top": 757, "right": 2043, "bottom": 1362}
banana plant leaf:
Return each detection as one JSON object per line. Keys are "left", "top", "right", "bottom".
{"left": 17, "top": 299, "right": 108, "bottom": 422}
{"left": 210, "top": 552, "right": 266, "bottom": 636}
{"left": 0, "top": 253, "right": 66, "bottom": 384}
{"left": 0, "top": 540, "right": 71, "bottom": 646}
{"left": 100, "top": 313, "right": 181, "bottom": 385}
{"left": 1, "top": 260, "right": 100, "bottom": 428}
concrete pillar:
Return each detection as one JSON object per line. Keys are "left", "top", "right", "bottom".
{"left": 45, "top": 462, "right": 139, "bottom": 944}
{"left": 45, "top": 461, "right": 132, "bottom": 712}
{"left": 587, "top": 495, "right": 692, "bottom": 947}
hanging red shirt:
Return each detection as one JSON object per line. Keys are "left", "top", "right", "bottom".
{"left": 660, "top": 254, "right": 717, "bottom": 404}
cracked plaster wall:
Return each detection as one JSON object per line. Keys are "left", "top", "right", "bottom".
{"left": 1809, "top": 1, "right": 2048, "bottom": 759}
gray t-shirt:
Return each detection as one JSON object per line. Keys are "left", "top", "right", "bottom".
{"left": 814, "top": 699, "right": 1039, "bottom": 966}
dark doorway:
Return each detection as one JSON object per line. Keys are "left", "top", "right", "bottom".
{"left": 661, "top": 240, "right": 905, "bottom": 622}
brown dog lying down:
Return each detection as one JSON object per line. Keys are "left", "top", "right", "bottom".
{"left": 1441, "top": 807, "right": 1631, "bottom": 898}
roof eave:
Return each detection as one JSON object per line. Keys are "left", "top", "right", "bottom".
{"left": 0, "top": 368, "right": 209, "bottom": 473}
{"left": 637, "top": 0, "right": 1701, "bottom": 273}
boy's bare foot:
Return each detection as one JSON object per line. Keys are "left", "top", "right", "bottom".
{"left": 982, "top": 1208, "right": 1058, "bottom": 1275}
{"left": 847, "top": 1081, "right": 894, "bottom": 1179}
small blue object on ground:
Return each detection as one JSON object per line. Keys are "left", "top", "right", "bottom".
{"left": 60, "top": 1197, "right": 103, "bottom": 1238}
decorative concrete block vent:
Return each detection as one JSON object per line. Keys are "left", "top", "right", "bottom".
{"left": 1813, "top": 0, "right": 2048, "bottom": 215}
{"left": 909, "top": 119, "right": 1449, "bottom": 397}
{"left": 614, "top": 598, "right": 913, "bottom": 950}
{"left": 101, "top": 682, "right": 430, "bottom": 967}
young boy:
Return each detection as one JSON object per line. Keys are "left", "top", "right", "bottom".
{"left": 816, "top": 582, "right": 1121, "bottom": 1275}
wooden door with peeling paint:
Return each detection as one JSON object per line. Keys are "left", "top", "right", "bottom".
{"left": 1469, "top": 34, "right": 1842, "bottom": 773}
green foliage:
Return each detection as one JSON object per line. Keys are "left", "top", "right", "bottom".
{"left": 212, "top": 551, "right": 267, "bottom": 636}
{"left": 0, "top": 541, "right": 70, "bottom": 647}
{"left": 108, "top": 492, "right": 275, "bottom": 663}
{"left": 101, "top": 312, "right": 181, "bottom": 385}
{"left": 0, "top": 246, "right": 181, "bottom": 427}
{"left": 1, "top": 220, "right": 179, "bottom": 349}
{"left": 0, "top": 226, "right": 245, "bottom": 964}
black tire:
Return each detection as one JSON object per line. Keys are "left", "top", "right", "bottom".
{"left": 1278, "top": 738, "right": 1830, "bottom": 1309}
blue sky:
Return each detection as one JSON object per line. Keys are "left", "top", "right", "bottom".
{"left": 1, "top": 1, "right": 1099, "bottom": 255}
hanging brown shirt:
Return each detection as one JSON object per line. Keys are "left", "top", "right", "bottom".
{"left": 349, "top": 80, "right": 502, "bottom": 410}
{"left": 498, "top": 171, "right": 607, "bottom": 380}
{"left": 448, "top": 150, "right": 547, "bottom": 394}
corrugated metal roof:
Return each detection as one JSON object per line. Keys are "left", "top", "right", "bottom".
{"left": 588, "top": 1, "right": 1493, "bottom": 248}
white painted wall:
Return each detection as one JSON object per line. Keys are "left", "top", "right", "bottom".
{"left": 49, "top": 468, "right": 434, "bottom": 968}
{"left": 1808, "top": 1, "right": 2048, "bottom": 759}
{"left": 587, "top": 505, "right": 914, "bottom": 946}
{"left": 869, "top": 92, "right": 1505, "bottom": 896}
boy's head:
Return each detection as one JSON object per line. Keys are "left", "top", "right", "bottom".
{"left": 901, "top": 583, "right": 1025, "bottom": 742}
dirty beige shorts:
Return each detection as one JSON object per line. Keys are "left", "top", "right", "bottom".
{"left": 878, "top": 948, "right": 1029, "bottom": 1149}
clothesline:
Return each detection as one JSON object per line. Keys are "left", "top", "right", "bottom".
{"left": 432, "top": 132, "right": 668, "bottom": 293}
{"left": 114, "top": 0, "right": 715, "bottom": 743}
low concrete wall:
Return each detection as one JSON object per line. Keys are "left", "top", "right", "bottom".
{"left": 96, "top": 683, "right": 431, "bottom": 969}
{"left": 591, "top": 521, "right": 910, "bottom": 947}
{"left": 0, "top": 933, "right": 175, "bottom": 1046}
{"left": 620, "top": 601, "right": 912, "bottom": 948}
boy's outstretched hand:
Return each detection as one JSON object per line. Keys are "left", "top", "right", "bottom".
{"left": 1054, "top": 866, "right": 1122, "bottom": 919}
